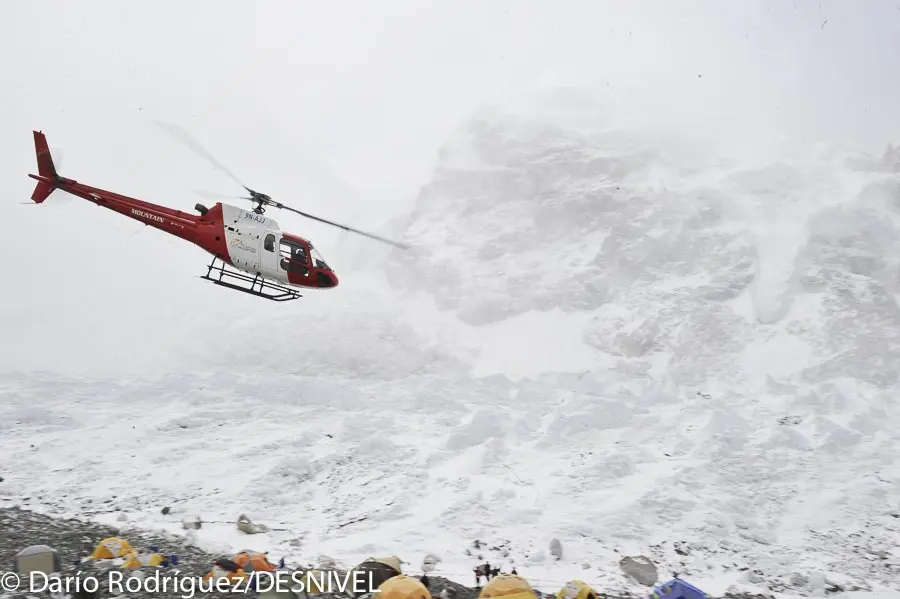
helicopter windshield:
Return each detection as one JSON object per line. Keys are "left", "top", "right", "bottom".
{"left": 309, "top": 245, "right": 331, "bottom": 270}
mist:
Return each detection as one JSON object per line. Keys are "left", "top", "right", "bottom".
{"left": 3, "top": 0, "right": 899, "bottom": 376}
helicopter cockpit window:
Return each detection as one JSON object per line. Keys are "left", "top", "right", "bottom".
{"left": 264, "top": 234, "right": 275, "bottom": 252}
{"left": 279, "top": 240, "right": 309, "bottom": 274}
{"left": 309, "top": 245, "right": 331, "bottom": 270}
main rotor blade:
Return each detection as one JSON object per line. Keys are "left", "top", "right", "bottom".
{"left": 276, "top": 203, "right": 410, "bottom": 249}
{"left": 154, "top": 120, "right": 408, "bottom": 249}
{"left": 154, "top": 120, "right": 250, "bottom": 192}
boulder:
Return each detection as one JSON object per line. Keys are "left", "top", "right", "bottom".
{"left": 549, "top": 539, "right": 563, "bottom": 561}
{"left": 618, "top": 555, "right": 658, "bottom": 586}
{"left": 14, "top": 544, "right": 61, "bottom": 575}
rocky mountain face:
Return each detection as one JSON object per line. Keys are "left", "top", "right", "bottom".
{"left": 387, "top": 104, "right": 900, "bottom": 389}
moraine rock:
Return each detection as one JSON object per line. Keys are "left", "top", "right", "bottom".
{"left": 618, "top": 555, "right": 658, "bottom": 586}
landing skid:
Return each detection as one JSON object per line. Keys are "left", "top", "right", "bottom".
{"left": 200, "top": 256, "right": 302, "bottom": 302}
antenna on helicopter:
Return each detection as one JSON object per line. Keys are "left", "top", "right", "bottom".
{"left": 154, "top": 120, "right": 410, "bottom": 249}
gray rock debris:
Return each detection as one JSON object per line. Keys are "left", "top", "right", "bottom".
{"left": 618, "top": 555, "right": 659, "bottom": 586}
{"left": 0, "top": 506, "right": 234, "bottom": 598}
{"left": 549, "top": 539, "right": 563, "bottom": 561}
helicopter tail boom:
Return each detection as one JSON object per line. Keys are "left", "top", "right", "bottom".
{"left": 30, "top": 130, "right": 59, "bottom": 203}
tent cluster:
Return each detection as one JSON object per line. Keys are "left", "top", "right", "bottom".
{"left": 9, "top": 534, "right": 710, "bottom": 599}
{"left": 249, "top": 552, "right": 709, "bottom": 599}
{"left": 267, "top": 558, "right": 597, "bottom": 599}
{"left": 88, "top": 536, "right": 178, "bottom": 569}
{"left": 478, "top": 574, "right": 706, "bottom": 599}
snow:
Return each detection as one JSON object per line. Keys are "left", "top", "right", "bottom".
{"left": 401, "top": 296, "right": 601, "bottom": 380}
{"left": 3, "top": 91, "right": 900, "bottom": 597}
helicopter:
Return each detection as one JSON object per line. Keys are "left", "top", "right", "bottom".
{"left": 26, "top": 125, "right": 409, "bottom": 301}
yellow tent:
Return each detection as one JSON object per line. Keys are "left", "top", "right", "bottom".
{"left": 297, "top": 569, "right": 328, "bottom": 595}
{"left": 378, "top": 575, "right": 431, "bottom": 599}
{"left": 557, "top": 580, "right": 596, "bottom": 599}
{"left": 121, "top": 552, "right": 165, "bottom": 569}
{"left": 479, "top": 575, "right": 537, "bottom": 599}
{"left": 89, "top": 537, "right": 135, "bottom": 560}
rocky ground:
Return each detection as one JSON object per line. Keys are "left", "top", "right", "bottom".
{"left": 1, "top": 506, "right": 245, "bottom": 598}
{"left": 0, "top": 507, "right": 820, "bottom": 599}
{"left": 0, "top": 507, "right": 489, "bottom": 599}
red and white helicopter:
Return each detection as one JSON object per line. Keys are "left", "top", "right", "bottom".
{"left": 27, "top": 124, "right": 409, "bottom": 301}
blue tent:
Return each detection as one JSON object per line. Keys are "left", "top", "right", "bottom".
{"left": 645, "top": 578, "right": 708, "bottom": 599}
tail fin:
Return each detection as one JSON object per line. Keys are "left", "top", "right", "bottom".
{"left": 30, "top": 130, "right": 58, "bottom": 203}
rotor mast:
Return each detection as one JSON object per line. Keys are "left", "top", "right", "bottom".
{"left": 155, "top": 121, "right": 409, "bottom": 248}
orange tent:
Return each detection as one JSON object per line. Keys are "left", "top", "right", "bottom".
{"left": 233, "top": 550, "right": 276, "bottom": 573}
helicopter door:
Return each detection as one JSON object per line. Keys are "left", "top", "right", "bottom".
{"left": 259, "top": 232, "right": 282, "bottom": 278}
{"left": 278, "top": 239, "right": 312, "bottom": 279}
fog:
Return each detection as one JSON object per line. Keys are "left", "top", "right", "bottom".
{"left": 2, "top": 0, "right": 899, "bottom": 376}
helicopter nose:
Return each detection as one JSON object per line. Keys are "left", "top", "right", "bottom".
{"left": 316, "top": 270, "right": 339, "bottom": 288}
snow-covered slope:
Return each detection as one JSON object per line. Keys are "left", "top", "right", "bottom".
{"left": 3, "top": 95, "right": 900, "bottom": 595}
{"left": 1, "top": 368, "right": 897, "bottom": 594}
{"left": 389, "top": 104, "right": 900, "bottom": 389}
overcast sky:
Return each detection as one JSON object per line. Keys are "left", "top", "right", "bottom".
{"left": 2, "top": 0, "right": 900, "bottom": 376}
